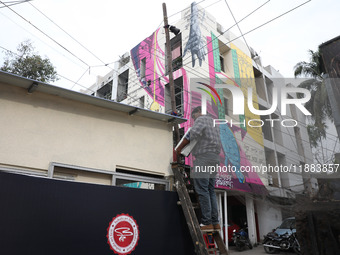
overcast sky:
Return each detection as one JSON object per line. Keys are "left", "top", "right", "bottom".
{"left": 0, "top": 0, "right": 339, "bottom": 91}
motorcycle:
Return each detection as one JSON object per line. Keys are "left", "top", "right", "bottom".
{"left": 232, "top": 224, "right": 253, "bottom": 251}
{"left": 263, "top": 228, "right": 300, "bottom": 254}
{"left": 290, "top": 231, "right": 301, "bottom": 254}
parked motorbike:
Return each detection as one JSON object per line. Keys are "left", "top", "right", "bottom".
{"left": 232, "top": 223, "right": 253, "bottom": 251}
{"left": 263, "top": 228, "right": 300, "bottom": 254}
{"left": 290, "top": 231, "right": 301, "bottom": 254}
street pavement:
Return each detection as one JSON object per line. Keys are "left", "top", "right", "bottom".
{"left": 228, "top": 244, "right": 296, "bottom": 255}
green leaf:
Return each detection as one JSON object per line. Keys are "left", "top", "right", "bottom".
{"left": 0, "top": 40, "right": 59, "bottom": 83}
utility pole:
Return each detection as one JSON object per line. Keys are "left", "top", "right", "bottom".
{"left": 163, "top": 3, "right": 181, "bottom": 159}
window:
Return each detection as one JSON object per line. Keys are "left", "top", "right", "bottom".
{"left": 139, "top": 96, "right": 145, "bottom": 108}
{"left": 140, "top": 58, "right": 146, "bottom": 79}
{"left": 260, "top": 105, "right": 273, "bottom": 142}
{"left": 117, "top": 70, "right": 129, "bottom": 102}
{"left": 271, "top": 113, "right": 283, "bottom": 146}
{"left": 264, "top": 148, "right": 279, "bottom": 187}
{"left": 97, "top": 81, "right": 112, "bottom": 100}
{"left": 261, "top": 115, "right": 273, "bottom": 142}
{"left": 220, "top": 55, "right": 225, "bottom": 72}
{"left": 294, "top": 126, "right": 305, "bottom": 157}
{"left": 278, "top": 152, "right": 289, "bottom": 188}
{"left": 165, "top": 34, "right": 182, "bottom": 74}
{"left": 49, "top": 163, "right": 112, "bottom": 186}
{"left": 48, "top": 163, "right": 170, "bottom": 190}
{"left": 253, "top": 67, "right": 267, "bottom": 100}
{"left": 223, "top": 88, "right": 233, "bottom": 117}
{"left": 224, "top": 97, "right": 228, "bottom": 115}
{"left": 288, "top": 95, "right": 298, "bottom": 119}
{"left": 265, "top": 77, "right": 274, "bottom": 104}
{"left": 216, "top": 22, "right": 223, "bottom": 35}
{"left": 114, "top": 169, "right": 169, "bottom": 191}
{"left": 175, "top": 78, "right": 183, "bottom": 115}
{"left": 164, "top": 77, "right": 183, "bottom": 115}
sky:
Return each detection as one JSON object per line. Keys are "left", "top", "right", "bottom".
{"left": 0, "top": 0, "right": 339, "bottom": 92}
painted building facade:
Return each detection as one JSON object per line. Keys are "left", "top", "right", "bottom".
{"left": 85, "top": 2, "right": 314, "bottom": 244}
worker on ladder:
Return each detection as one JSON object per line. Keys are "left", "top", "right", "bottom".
{"left": 175, "top": 106, "right": 222, "bottom": 232}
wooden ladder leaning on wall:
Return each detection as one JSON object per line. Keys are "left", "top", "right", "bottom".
{"left": 172, "top": 162, "right": 229, "bottom": 255}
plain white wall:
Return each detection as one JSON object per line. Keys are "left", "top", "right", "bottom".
{"left": 0, "top": 82, "right": 174, "bottom": 176}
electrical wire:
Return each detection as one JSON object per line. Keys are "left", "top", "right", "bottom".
{"left": 115, "top": 63, "right": 338, "bottom": 163}
{"left": 119, "top": 72, "right": 339, "bottom": 151}
{"left": 0, "top": 0, "right": 31, "bottom": 8}
{"left": 117, "top": 54, "right": 339, "bottom": 147}
{"left": 3, "top": 0, "right": 306, "bottom": 97}
{"left": 0, "top": 44, "right": 97, "bottom": 92}
{"left": 180, "top": 0, "right": 312, "bottom": 71}
{"left": 1, "top": 0, "right": 223, "bottom": 93}
{"left": 122, "top": 68, "right": 334, "bottom": 149}
{"left": 221, "top": 0, "right": 271, "bottom": 37}
{"left": 0, "top": 1, "right": 92, "bottom": 67}
{"left": 114, "top": 73, "right": 339, "bottom": 165}
{"left": 154, "top": 0, "right": 210, "bottom": 32}
{"left": 70, "top": 68, "right": 90, "bottom": 90}
{"left": 0, "top": 10, "right": 90, "bottom": 71}
{"left": 56, "top": 73, "right": 96, "bottom": 93}
{"left": 2, "top": 0, "right": 322, "bottom": 148}
{"left": 223, "top": 0, "right": 261, "bottom": 71}
{"left": 118, "top": 0, "right": 225, "bottom": 91}
{"left": 141, "top": 0, "right": 275, "bottom": 99}
{"left": 1, "top": 0, "right": 168, "bottom": 91}
{"left": 0, "top": 2, "right": 113, "bottom": 88}
{"left": 1, "top": 0, "right": 123, "bottom": 91}
{"left": 4, "top": 0, "right": 336, "bottom": 164}
{"left": 27, "top": 1, "right": 113, "bottom": 71}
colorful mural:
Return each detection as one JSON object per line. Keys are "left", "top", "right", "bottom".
{"left": 129, "top": 5, "right": 266, "bottom": 194}
{"left": 130, "top": 29, "right": 191, "bottom": 120}
{"left": 130, "top": 29, "right": 165, "bottom": 112}
{"left": 230, "top": 43, "right": 264, "bottom": 146}
{"left": 207, "top": 33, "right": 265, "bottom": 193}
{"left": 184, "top": 38, "right": 266, "bottom": 193}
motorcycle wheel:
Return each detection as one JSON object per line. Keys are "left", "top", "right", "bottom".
{"left": 293, "top": 242, "right": 301, "bottom": 255}
{"left": 235, "top": 241, "right": 244, "bottom": 251}
{"left": 263, "top": 240, "right": 276, "bottom": 254}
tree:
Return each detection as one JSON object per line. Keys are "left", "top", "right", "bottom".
{"left": 1, "top": 40, "right": 59, "bottom": 83}
{"left": 294, "top": 49, "right": 332, "bottom": 148}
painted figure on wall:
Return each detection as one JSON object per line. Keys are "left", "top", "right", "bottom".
{"left": 183, "top": 2, "right": 206, "bottom": 67}
{"left": 130, "top": 29, "right": 165, "bottom": 111}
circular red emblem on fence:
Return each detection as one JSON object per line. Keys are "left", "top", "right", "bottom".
{"left": 107, "top": 214, "right": 139, "bottom": 255}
